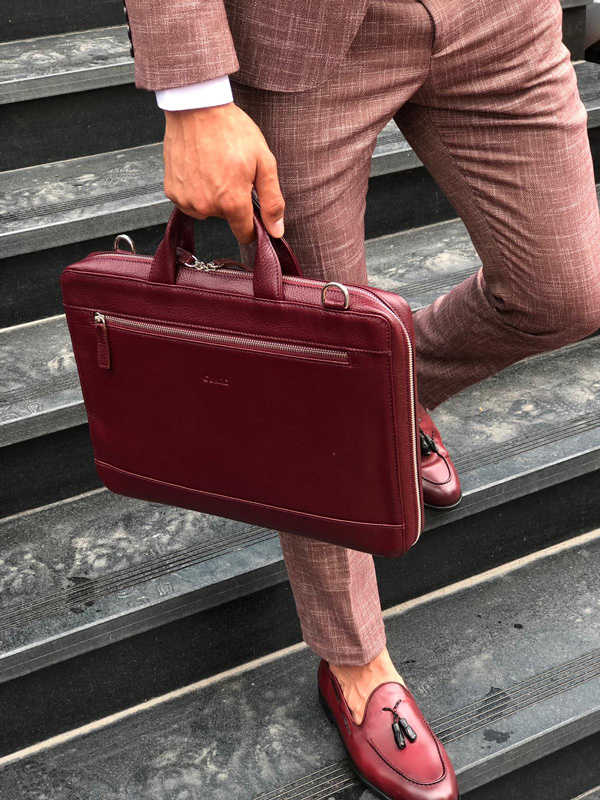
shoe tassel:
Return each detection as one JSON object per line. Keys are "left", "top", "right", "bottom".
{"left": 383, "top": 701, "right": 418, "bottom": 750}
{"left": 420, "top": 430, "right": 439, "bottom": 457}
{"left": 392, "top": 720, "right": 406, "bottom": 749}
{"left": 392, "top": 718, "right": 418, "bottom": 749}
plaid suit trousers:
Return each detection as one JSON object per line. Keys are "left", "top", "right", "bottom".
{"left": 232, "top": 0, "right": 600, "bottom": 664}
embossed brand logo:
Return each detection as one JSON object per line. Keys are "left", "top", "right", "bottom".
{"left": 203, "top": 375, "right": 229, "bottom": 386}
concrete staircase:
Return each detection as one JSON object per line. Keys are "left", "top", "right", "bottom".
{"left": 1, "top": 2, "right": 599, "bottom": 797}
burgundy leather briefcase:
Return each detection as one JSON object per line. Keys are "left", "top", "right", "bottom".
{"left": 60, "top": 206, "right": 424, "bottom": 557}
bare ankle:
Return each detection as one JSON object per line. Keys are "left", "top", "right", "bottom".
{"left": 329, "top": 647, "right": 405, "bottom": 724}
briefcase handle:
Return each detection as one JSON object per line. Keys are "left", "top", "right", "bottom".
{"left": 149, "top": 205, "right": 293, "bottom": 301}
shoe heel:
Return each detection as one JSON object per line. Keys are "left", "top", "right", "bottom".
{"left": 318, "top": 689, "right": 335, "bottom": 726}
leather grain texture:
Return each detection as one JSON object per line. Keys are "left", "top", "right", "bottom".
{"left": 60, "top": 207, "right": 424, "bottom": 557}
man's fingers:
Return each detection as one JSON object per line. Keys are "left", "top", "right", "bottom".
{"left": 254, "top": 152, "right": 285, "bottom": 238}
{"left": 224, "top": 196, "right": 256, "bottom": 245}
{"left": 176, "top": 204, "right": 208, "bottom": 221}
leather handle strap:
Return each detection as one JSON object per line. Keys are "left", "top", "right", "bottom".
{"left": 149, "top": 205, "right": 287, "bottom": 300}
{"left": 250, "top": 191, "right": 303, "bottom": 277}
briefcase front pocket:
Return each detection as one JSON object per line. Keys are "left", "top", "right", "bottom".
{"left": 71, "top": 306, "right": 405, "bottom": 530}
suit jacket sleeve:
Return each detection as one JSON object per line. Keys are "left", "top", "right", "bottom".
{"left": 124, "top": 0, "right": 240, "bottom": 91}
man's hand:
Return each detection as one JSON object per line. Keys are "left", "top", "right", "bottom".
{"left": 163, "top": 103, "right": 285, "bottom": 244}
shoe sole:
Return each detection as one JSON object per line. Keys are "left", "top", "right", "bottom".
{"left": 318, "top": 689, "right": 462, "bottom": 800}
{"left": 424, "top": 491, "right": 463, "bottom": 511}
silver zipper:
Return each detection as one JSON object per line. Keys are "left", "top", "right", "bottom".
{"left": 97, "top": 254, "right": 422, "bottom": 536}
{"left": 181, "top": 256, "right": 222, "bottom": 271}
{"left": 94, "top": 312, "right": 349, "bottom": 362}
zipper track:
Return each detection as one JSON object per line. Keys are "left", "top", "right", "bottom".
{"left": 95, "top": 253, "right": 423, "bottom": 536}
{"left": 96, "top": 313, "right": 349, "bottom": 362}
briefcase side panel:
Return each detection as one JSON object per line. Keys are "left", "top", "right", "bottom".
{"left": 350, "top": 285, "right": 424, "bottom": 547}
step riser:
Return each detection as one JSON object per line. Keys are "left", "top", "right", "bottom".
{"left": 0, "top": 86, "right": 162, "bottom": 173}
{"left": 463, "top": 731, "right": 600, "bottom": 800}
{"left": 0, "top": 427, "right": 98, "bottom": 517}
{"left": 0, "top": 0, "right": 124, "bottom": 42}
{"left": 0, "top": 473, "right": 598, "bottom": 756}
{"left": 0, "top": 168, "right": 458, "bottom": 328}
{"left": 564, "top": 6, "right": 590, "bottom": 60}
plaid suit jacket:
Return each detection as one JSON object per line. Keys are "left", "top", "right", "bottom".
{"left": 123, "top": 0, "right": 369, "bottom": 92}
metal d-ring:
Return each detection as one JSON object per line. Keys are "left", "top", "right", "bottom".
{"left": 321, "top": 281, "right": 350, "bottom": 310}
{"left": 113, "top": 234, "right": 136, "bottom": 254}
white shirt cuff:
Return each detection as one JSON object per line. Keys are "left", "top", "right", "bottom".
{"left": 155, "top": 75, "right": 233, "bottom": 111}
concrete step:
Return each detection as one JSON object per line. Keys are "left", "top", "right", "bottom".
{"left": 1, "top": 526, "right": 599, "bottom": 797}
{"left": 0, "top": 27, "right": 133, "bottom": 105}
{"left": 0, "top": 332, "right": 598, "bottom": 751}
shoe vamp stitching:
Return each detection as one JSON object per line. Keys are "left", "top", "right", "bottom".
{"left": 367, "top": 734, "right": 447, "bottom": 786}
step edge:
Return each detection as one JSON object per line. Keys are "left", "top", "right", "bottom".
{"left": 0, "top": 63, "right": 134, "bottom": 106}
{"left": 458, "top": 704, "right": 600, "bottom": 795}
{"left": 1, "top": 526, "right": 599, "bottom": 779}
{"left": 0, "top": 403, "right": 86, "bottom": 448}
{"left": 0, "top": 196, "right": 171, "bottom": 260}
{"left": 425, "top": 445, "right": 600, "bottom": 531}
{"left": 0, "top": 555, "right": 288, "bottom": 685}
{"left": 570, "top": 786, "right": 600, "bottom": 800}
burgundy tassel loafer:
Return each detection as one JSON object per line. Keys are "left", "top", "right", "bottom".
{"left": 418, "top": 403, "right": 462, "bottom": 509}
{"left": 318, "top": 660, "right": 459, "bottom": 800}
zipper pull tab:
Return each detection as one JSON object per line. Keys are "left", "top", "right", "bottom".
{"left": 95, "top": 312, "right": 111, "bottom": 369}
{"left": 181, "top": 255, "right": 223, "bottom": 271}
